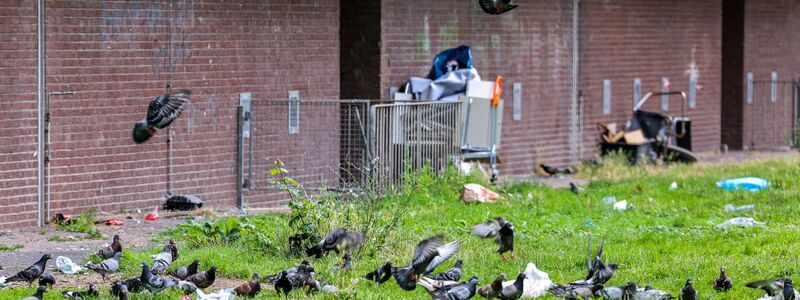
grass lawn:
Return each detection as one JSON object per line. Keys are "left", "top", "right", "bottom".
{"left": 2, "top": 155, "right": 800, "bottom": 299}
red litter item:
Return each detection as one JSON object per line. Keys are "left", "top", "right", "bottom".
{"left": 145, "top": 207, "right": 159, "bottom": 221}
{"left": 180, "top": 296, "right": 191, "bottom": 300}
{"left": 105, "top": 219, "right": 124, "bottom": 226}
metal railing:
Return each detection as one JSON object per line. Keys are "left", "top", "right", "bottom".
{"left": 747, "top": 80, "right": 799, "bottom": 148}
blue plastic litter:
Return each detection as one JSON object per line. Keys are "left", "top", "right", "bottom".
{"left": 427, "top": 45, "right": 473, "bottom": 80}
{"left": 716, "top": 177, "right": 769, "bottom": 192}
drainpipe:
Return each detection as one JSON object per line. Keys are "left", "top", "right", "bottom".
{"left": 36, "top": 0, "right": 47, "bottom": 226}
{"left": 570, "top": 0, "right": 581, "bottom": 164}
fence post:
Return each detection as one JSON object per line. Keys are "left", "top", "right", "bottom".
{"left": 236, "top": 105, "right": 245, "bottom": 209}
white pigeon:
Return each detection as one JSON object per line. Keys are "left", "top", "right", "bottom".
{"left": 501, "top": 262, "right": 553, "bottom": 298}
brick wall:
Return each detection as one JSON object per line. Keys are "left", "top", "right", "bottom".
{"left": 381, "top": 0, "right": 577, "bottom": 174}
{"left": 741, "top": 0, "right": 800, "bottom": 148}
{"left": 0, "top": 0, "right": 38, "bottom": 228}
{"left": 0, "top": 0, "right": 340, "bottom": 228}
{"left": 579, "top": 0, "right": 722, "bottom": 158}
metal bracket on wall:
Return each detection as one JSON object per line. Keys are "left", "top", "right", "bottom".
{"left": 288, "top": 90, "right": 300, "bottom": 134}
{"left": 633, "top": 78, "right": 641, "bottom": 109}
{"left": 603, "top": 79, "right": 611, "bottom": 115}
{"left": 512, "top": 83, "right": 522, "bottom": 121}
{"left": 688, "top": 74, "right": 697, "bottom": 109}
{"left": 747, "top": 72, "right": 754, "bottom": 104}
{"left": 239, "top": 93, "right": 252, "bottom": 139}
{"left": 661, "top": 77, "right": 669, "bottom": 111}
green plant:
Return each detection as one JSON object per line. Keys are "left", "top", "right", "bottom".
{"left": 0, "top": 244, "right": 23, "bottom": 252}
{"left": 175, "top": 217, "right": 255, "bottom": 247}
{"left": 269, "top": 160, "right": 328, "bottom": 255}
{"left": 55, "top": 211, "right": 102, "bottom": 239}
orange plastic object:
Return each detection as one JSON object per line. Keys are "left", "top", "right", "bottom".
{"left": 145, "top": 207, "right": 159, "bottom": 221}
{"left": 492, "top": 76, "right": 503, "bottom": 106}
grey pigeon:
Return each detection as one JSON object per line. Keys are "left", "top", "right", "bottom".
{"left": 139, "top": 261, "right": 178, "bottom": 294}
{"left": 333, "top": 253, "right": 352, "bottom": 272}
{"left": 234, "top": 273, "right": 261, "bottom": 298}
{"left": 679, "top": 278, "right": 696, "bottom": 300}
{"left": 62, "top": 283, "right": 99, "bottom": 300}
{"left": 21, "top": 285, "right": 46, "bottom": 300}
{"left": 595, "top": 281, "right": 638, "bottom": 300}
{"left": 426, "top": 259, "right": 463, "bottom": 282}
{"left": 565, "top": 285, "right": 603, "bottom": 300}
{"left": 304, "top": 272, "right": 338, "bottom": 295}
{"left": 714, "top": 267, "right": 732, "bottom": 291}
{"left": 111, "top": 280, "right": 129, "bottom": 300}
{"left": 471, "top": 218, "right": 514, "bottom": 261}
{"left": 176, "top": 280, "right": 198, "bottom": 294}
{"left": 629, "top": 285, "right": 674, "bottom": 300}
{"left": 97, "top": 235, "right": 123, "bottom": 259}
{"left": 431, "top": 276, "right": 480, "bottom": 300}
{"left": 87, "top": 251, "right": 121, "bottom": 281}
{"left": 478, "top": 274, "right": 506, "bottom": 300}
{"left": 170, "top": 259, "right": 200, "bottom": 280}
{"left": 6, "top": 254, "right": 52, "bottom": 285}
{"left": 573, "top": 237, "right": 618, "bottom": 286}
{"left": 306, "top": 228, "right": 364, "bottom": 258}
{"left": 364, "top": 261, "right": 393, "bottom": 284}
{"left": 747, "top": 278, "right": 800, "bottom": 300}
{"left": 38, "top": 273, "right": 55, "bottom": 287}
{"left": 133, "top": 89, "right": 191, "bottom": 143}
{"left": 498, "top": 273, "right": 525, "bottom": 300}
{"left": 569, "top": 182, "right": 584, "bottom": 194}
{"left": 150, "top": 242, "right": 175, "bottom": 275}
{"left": 185, "top": 266, "right": 217, "bottom": 289}
{"left": 393, "top": 235, "right": 460, "bottom": 291}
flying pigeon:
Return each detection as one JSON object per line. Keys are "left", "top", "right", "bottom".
{"left": 133, "top": 89, "right": 191, "bottom": 143}
{"left": 306, "top": 228, "right": 364, "bottom": 258}
{"left": 478, "top": 0, "right": 518, "bottom": 15}
{"left": 234, "top": 273, "right": 261, "bottom": 298}
{"left": 111, "top": 280, "right": 129, "bottom": 300}
{"left": 97, "top": 235, "right": 123, "bottom": 259}
{"left": 150, "top": 242, "right": 176, "bottom": 275}
{"left": 498, "top": 273, "right": 526, "bottom": 300}
{"left": 680, "top": 278, "right": 697, "bottom": 300}
{"left": 478, "top": 273, "right": 506, "bottom": 300}
{"left": 6, "top": 254, "right": 52, "bottom": 285}
{"left": 21, "top": 285, "right": 47, "bottom": 300}
{"left": 431, "top": 276, "right": 480, "bottom": 300}
{"left": 140, "top": 261, "right": 178, "bottom": 294}
{"left": 426, "top": 259, "right": 463, "bottom": 282}
{"left": 573, "top": 237, "right": 618, "bottom": 286}
{"left": 62, "top": 283, "right": 98, "bottom": 300}
{"left": 364, "top": 261, "right": 393, "bottom": 284}
{"left": 87, "top": 251, "right": 121, "bottom": 281}
{"left": 714, "top": 267, "right": 732, "bottom": 291}
{"left": 185, "top": 266, "right": 217, "bottom": 289}
{"left": 171, "top": 259, "right": 200, "bottom": 280}
{"left": 38, "top": 273, "right": 55, "bottom": 287}
{"left": 392, "top": 235, "right": 460, "bottom": 291}
{"left": 747, "top": 278, "right": 800, "bottom": 300}
{"left": 471, "top": 217, "right": 515, "bottom": 261}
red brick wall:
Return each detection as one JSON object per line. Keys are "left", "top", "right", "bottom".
{"left": 0, "top": 0, "right": 340, "bottom": 228}
{"left": 381, "top": 0, "right": 577, "bottom": 174}
{"left": 579, "top": 0, "right": 722, "bottom": 158}
{"left": 742, "top": 0, "right": 800, "bottom": 148}
{"left": 0, "top": 0, "right": 38, "bottom": 228}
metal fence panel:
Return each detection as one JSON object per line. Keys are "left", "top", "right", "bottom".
{"left": 748, "top": 80, "right": 798, "bottom": 148}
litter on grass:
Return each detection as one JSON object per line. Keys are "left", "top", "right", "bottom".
{"left": 613, "top": 200, "right": 629, "bottom": 211}
{"left": 56, "top": 256, "right": 84, "bottom": 274}
{"left": 602, "top": 196, "right": 617, "bottom": 204}
{"left": 669, "top": 181, "right": 678, "bottom": 190}
{"left": 716, "top": 177, "right": 769, "bottom": 192}
{"left": 461, "top": 183, "right": 499, "bottom": 203}
{"left": 724, "top": 204, "right": 756, "bottom": 212}
{"left": 195, "top": 287, "right": 235, "bottom": 300}
{"left": 0, "top": 276, "right": 6, "bottom": 288}
{"left": 716, "top": 217, "right": 765, "bottom": 228}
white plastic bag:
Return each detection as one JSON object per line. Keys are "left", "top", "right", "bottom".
{"left": 56, "top": 256, "right": 84, "bottom": 274}
{"left": 716, "top": 217, "right": 765, "bottom": 228}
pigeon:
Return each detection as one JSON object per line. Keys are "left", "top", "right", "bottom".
{"left": 38, "top": 273, "right": 55, "bottom": 287}
{"left": 714, "top": 267, "right": 732, "bottom": 291}
{"left": 332, "top": 253, "right": 352, "bottom": 272}
{"left": 62, "top": 283, "right": 98, "bottom": 300}
{"left": 538, "top": 164, "right": 560, "bottom": 176}
{"left": 573, "top": 237, "right": 618, "bottom": 286}
{"left": 176, "top": 280, "right": 198, "bottom": 294}
{"left": 6, "top": 254, "right": 52, "bottom": 285}
{"left": 747, "top": 278, "right": 800, "bottom": 300}
{"left": 169, "top": 239, "right": 180, "bottom": 260}
{"left": 498, "top": 273, "right": 526, "bottom": 300}
{"left": 426, "top": 259, "right": 463, "bottom": 281}
{"left": 97, "top": 235, "right": 123, "bottom": 259}
{"left": 133, "top": 89, "right": 191, "bottom": 143}
{"left": 123, "top": 277, "right": 143, "bottom": 293}
{"left": 21, "top": 285, "right": 47, "bottom": 300}
{"left": 679, "top": 278, "right": 697, "bottom": 300}
{"left": 596, "top": 281, "right": 638, "bottom": 299}
{"left": 477, "top": 0, "right": 518, "bottom": 15}
{"left": 87, "top": 251, "right": 121, "bottom": 281}
{"left": 392, "top": 235, "right": 460, "bottom": 291}
{"left": 185, "top": 266, "right": 217, "bottom": 289}
{"left": 471, "top": 218, "right": 515, "bottom": 261}
{"left": 364, "top": 261, "right": 393, "bottom": 284}
{"left": 140, "top": 261, "right": 178, "bottom": 294}
{"left": 305, "top": 228, "right": 364, "bottom": 258}
{"left": 478, "top": 273, "right": 506, "bottom": 300}
{"left": 501, "top": 263, "right": 554, "bottom": 298}
{"left": 275, "top": 270, "right": 293, "bottom": 297}
{"left": 170, "top": 259, "right": 200, "bottom": 280}
{"left": 569, "top": 182, "right": 584, "bottom": 194}
{"left": 150, "top": 242, "right": 176, "bottom": 275}
{"left": 111, "top": 280, "right": 129, "bottom": 300}
{"left": 234, "top": 273, "right": 261, "bottom": 298}
{"left": 304, "top": 272, "right": 339, "bottom": 295}
{"left": 431, "top": 276, "right": 480, "bottom": 300}
{"left": 565, "top": 285, "right": 603, "bottom": 300}
{"left": 266, "top": 260, "right": 314, "bottom": 288}
{"left": 631, "top": 286, "right": 674, "bottom": 300}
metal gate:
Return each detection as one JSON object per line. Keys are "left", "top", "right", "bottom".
{"left": 747, "top": 79, "right": 800, "bottom": 148}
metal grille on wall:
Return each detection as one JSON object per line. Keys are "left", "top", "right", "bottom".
{"left": 746, "top": 79, "right": 799, "bottom": 148}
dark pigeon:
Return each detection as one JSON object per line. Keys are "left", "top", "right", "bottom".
{"left": 596, "top": 281, "right": 638, "bottom": 299}
{"left": 21, "top": 285, "right": 46, "bottom": 300}
{"left": 170, "top": 259, "right": 200, "bottom": 280}
{"left": 275, "top": 270, "right": 293, "bottom": 297}
{"left": 97, "top": 235, "right": 123, "bottom": 259}
{"left": 266, "top": 260, "right": 314, "bottom": 289}
{"left": 714, "top": 267, "right": 732, "bottom": 291}
{"left": 471, "top": 217, "right": 515, "bottom": 261}
{"left": 392, "top": 235, "right": 460, "bottom": 291}
{"left": 62, "top": 283, "right": 98, "bottom": 300}
{"left": 38, "top": 273, "right": 55, "bottom": 287}
{"left": 431, "top": 276, "right": 480, "bottom": 300}
{"left": 426, "top": 259, "right": 463, "bottom": 282}
{"left": 498, "top": 273, "right": 526, "bottom": 300}
{"left": 573, "top": 237, "right": 618, "bottom": 286}
{"left": 478, "top": 0, "right": 518, "bottom": 15}
{"left": 679, "top": 278, "right": 697, "bottom": 300}
{"left": 538, "top": 164, "right": 560, "bottom": 176}
{"left": 748, "top": 278, "right": 799, "bottom": 300}
{"left": 306, "top": 228, "right": 364, "bottom": 258}
{"left": 111, "top": 280, "right": 129, "bottom": 300}
{"left": 123, "top": 277, "right": 143, "bottom": 293}
{"left": 185, "top": 266, "right": 217, "bottom": 289}
{"left": 132, "top": 89, "right": 191, "bottom": 143}
{"left": 478, "top": 273, "right": 506, "bottom": 300}
{"left": 234, "top": 273, "right": 261, "bottom": 298}
{"left": 87, "top": 251, "right": 121, "bottom": 281}
{"left": 364, "top": 261, "right": 393, "bottom": 284}
{"left": 139, "top": 261, "right": 177, "bottom": 294}
{"left": 569, "top": 182, "right": 584, "bottom": 194}
{"left": 6, "top": 254, "right": 52, "bottom": 285}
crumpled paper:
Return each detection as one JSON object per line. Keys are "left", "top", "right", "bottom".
{"left": 0, "top": 276, "right": 7, "bottom": 288}
{"left": 56, "top": 256, "right": 84, "bottom": 274}
{"left": 461, "top": 184, "right": 499, "bottom": 204}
